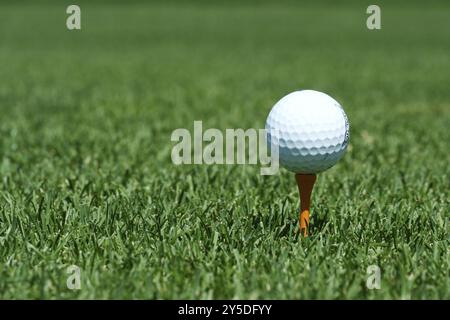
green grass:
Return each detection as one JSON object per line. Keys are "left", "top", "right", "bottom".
{"left": 0, "top": 0, "right": 449, "bottom": 299}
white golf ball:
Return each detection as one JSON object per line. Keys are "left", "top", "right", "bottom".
{"left": 265, "top": 90, "right": 349, "bottom": 174}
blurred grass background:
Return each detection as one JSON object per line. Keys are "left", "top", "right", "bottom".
{"left": 0, "top": 0, "right": 448, "bottom": 299}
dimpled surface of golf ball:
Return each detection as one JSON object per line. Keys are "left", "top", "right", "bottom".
{"left": 265, "top": 90, "right": 349, "bottom": 174}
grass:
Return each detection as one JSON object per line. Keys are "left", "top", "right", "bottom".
{"left": 0, "top": 0, "right": 449, "bottom": 299}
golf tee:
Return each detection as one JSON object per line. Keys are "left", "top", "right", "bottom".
{"left": 295, "top": 174, "right": 317, "bottom": 237}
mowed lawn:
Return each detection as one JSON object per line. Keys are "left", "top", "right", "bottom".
{"left": 0, "top": 0, "right": 448, "bottom": 299}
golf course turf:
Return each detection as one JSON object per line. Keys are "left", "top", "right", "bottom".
{"left": 0, "top": 0, "right": 448, "bottom": 299}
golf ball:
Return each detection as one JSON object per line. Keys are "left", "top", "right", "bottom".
{"left": 265, "top": 90, "right": 349, "bottom": 174}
